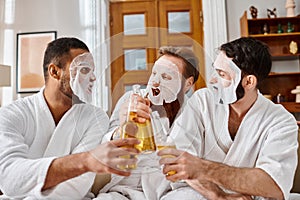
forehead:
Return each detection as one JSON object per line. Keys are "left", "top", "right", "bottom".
{"left": 154, "top": 55, "right": 184, "bottom": 74}
{"left": 70, "top": 50, "right": 95, "bottom": 71}
{"left": 69, "top": 48, "right": 89, "bottom": 61}
{"left": 213, "top": 51, "right": 233, "bottom": 72}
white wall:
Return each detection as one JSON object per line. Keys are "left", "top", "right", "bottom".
{"left": 226, "top": 0, "right": 300, "bottom": 73}
{"left": 0, "top": 0, "right": 109, "bottom": 109}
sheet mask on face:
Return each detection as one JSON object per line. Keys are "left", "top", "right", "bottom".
{"left": 207, "top": 51, "right": 241, "bottom": 105}
{"left": 146, "top": 58, "right": 181, "bottom": 105}
{"left": 69, "top": 52, "right": 96, "bottom": 104}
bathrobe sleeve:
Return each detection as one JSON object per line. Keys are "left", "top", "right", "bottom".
{"left": 0, "top": 104, "right": 56, "bottom": 198}
{"left": 0, "top": 103, "right": 110, "bottom": 199}
{"left": 255, "top": 109, "right": 298, "bottom": 200}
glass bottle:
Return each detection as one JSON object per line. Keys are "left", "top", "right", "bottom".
{"left": 151, "top": 111, "right": 177, "bottom": 175}
{"left": 121, "top": 84, "right": 156, "bottom": 154}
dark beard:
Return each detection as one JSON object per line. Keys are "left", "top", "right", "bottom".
{"left": 235, "top": 82, "right": 245, "bottom": 101}
{"left": 150, "top": 91, "right": 184, "bottom": 128}
{"left": 150, "top": 100, "right": 181, "bottom": 128}
{"left": 59, "top": 74, "right": 72, "bottom": 99}
{"left": 59, "top": 75, "right": 83, "bottom": 105}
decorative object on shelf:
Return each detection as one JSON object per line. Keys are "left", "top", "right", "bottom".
{"left": 262, "top": 23, "right": 270, "bottom": 35}
{"left": 249, "top": 6, "right": 258, "bottom": 19}
{"left": 240, "top": 10, "right": 300, "bottom": 57}
{"left": 287, "top": 22, "right": 294, "bottom": 32}
{"left": 291, "top": 85, "right": 300, "bottom": 103}
{"left": 289, "top": 41, "right": 298, "bottom": 54}
{"left": 285, "top": 0, "right": 296, "bottom": 17}
{"left": 276, "top": 93, "right": 286, "bottom": 103}
{"left": 267, "top": 8, "right": 277, "bottom": 18}
{"left": 277, "top": 23, "right": 284, "bottom": 33}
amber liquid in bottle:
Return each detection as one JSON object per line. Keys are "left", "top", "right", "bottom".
{"left": 118, "top": 84, "right": 156, "bottom": 170}
{"left": 122, "top": 111, "right": 156, "bottom": 154}
{"left": 152, "top": 111, "right": 176, "bottom": 175}
{"left": 119, "top": 120, "right": 138, "bottom": 170}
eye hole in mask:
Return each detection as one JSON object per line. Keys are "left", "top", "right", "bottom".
{"left": 80, "top": 66, "right": 91, "bottom": 74}
{"left": 214, "top": 68, "right": 232, "bottom": 87}
{"left": 69, "top": 52, "right": 96, "bottom": 104}
{"left": 78, "top": 66, "right": 92, "bottom": 76}
{"left": 207, "top": 52, "right": 241, "bottom": 105}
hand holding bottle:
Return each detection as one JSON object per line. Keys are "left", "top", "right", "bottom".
{"left": 151, "top": 111, "right": 177, "bottom": 176}
{"left": 117, "top": 84, "right": 157, "bottom": 169}
{"left": 119, "top": 93, "right": 151, "bottom": 126}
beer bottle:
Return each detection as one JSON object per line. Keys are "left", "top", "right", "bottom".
{"left": 121, "top": 84, "right": 156, "bottom": 154}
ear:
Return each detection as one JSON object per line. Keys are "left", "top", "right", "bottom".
{"left": 48, "top": 64, "right": 61, "bottom": 80}
{"left": 243, "top": 75, "right": 257, "bottom": 90}
{"left": 183, "top": 76, "right": 194, "bottom": 93}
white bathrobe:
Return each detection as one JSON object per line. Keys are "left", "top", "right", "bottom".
{"left": 0, "top": 89, "right": 109, "bottom": 200}
{"left": 95, "top": 90, "right": 188, "bottom": 200}
{"left": 162, "top": 88, "right": 298, "bottom": 200}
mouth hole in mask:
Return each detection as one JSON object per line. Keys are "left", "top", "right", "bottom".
{"left": 152, "top": 88, "right": 160, "bottom": 96}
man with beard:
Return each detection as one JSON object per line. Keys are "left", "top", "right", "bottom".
{"left": 94, "top": 46, "right": 199, "bottom": 200}
{"left": 158, "top": 37, "right": 298, "bottom": 200}
{"left": 0, "top": 37, "right": 139, "bottom": 199}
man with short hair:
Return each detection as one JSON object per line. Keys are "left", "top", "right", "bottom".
{"left": 95, "top": 46, "right": 200, "bottom": 200}
{"left": 158, "top": 37, "right": 298, "bottom": 200}
{"left": 0, "top": 37, "right": 139, "bottom": 199}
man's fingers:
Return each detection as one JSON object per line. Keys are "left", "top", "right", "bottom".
{"left": 165, "top": 171, "right": 182, "bottom": 182}
{"left": 159, "top": 156, "right": 177, "bottom": 165}
{"left": 158, "top": 148, "right": 182, "bottom": 157}
{"left": 101, "top": 155, "right": 138, "bottom": 171}
{"left": 112, "top": 147, "right": 139, "bottom": 157}
{"left": 114, "top": 156, "right": 138, "bottom": 167}
{"left": 135, "top": 104, "right": 151, "bottom": 122}
{"left": 120, "top": 147, "right": 140, "bottom": 154}
{"left": 162, "top": 164, "right": 177, "bottom": 175}
{"left": 111, "top": 138, "right": 140, "bottom": 147}
{"left": 163, "top": 166, "right": 188, "bottom": 182}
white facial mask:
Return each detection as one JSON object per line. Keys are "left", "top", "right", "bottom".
{"left": 69, "top": 52, "right": 96, "bottom": 104}
{"left": 207, "top": 51, "right": 241, "bottom": 105}
{"left": 146, "top": 58, "right": 181, "bottom": 105}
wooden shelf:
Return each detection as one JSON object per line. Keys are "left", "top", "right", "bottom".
{"left": 247, "top": 16, "right": 300, "bottom": 21}
{"left": 249, "top": 32, "right": 300, "bottom": 37}
{"left": 240, "top": 11, "right": 300, "bottom": 58}
{"left": 280, "top": 102, "right": 300, "bottom": 113}
{"left": 269, "top": 72, "right": 300, "bottom": 76}
{"left": 259, "top": 73, "right": 300, "bottom": 102}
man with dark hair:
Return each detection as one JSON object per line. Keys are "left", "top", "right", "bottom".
{"left": 95, "top": 46, "right": 200, "bottom": 199}
{"left": 158, "top": 37, "right": 298, "bottom": 199}
{"left": 0, "top": 37, "right": 139, "bottom": 199}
